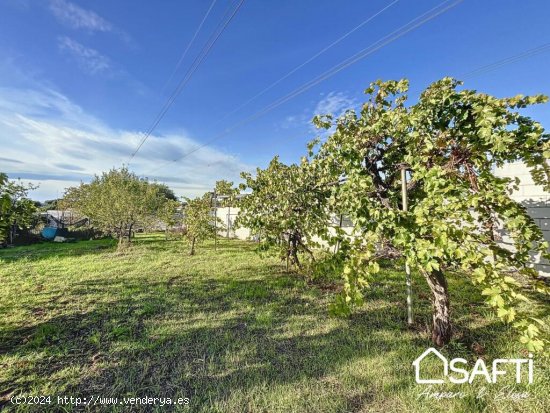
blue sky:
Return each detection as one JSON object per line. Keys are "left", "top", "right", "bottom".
{"left": 1, "top": 0, "right": 549, "bottom": 200}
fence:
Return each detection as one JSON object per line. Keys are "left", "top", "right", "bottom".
{"left": 215, "top": 162, "right": 549, "bottom": 277}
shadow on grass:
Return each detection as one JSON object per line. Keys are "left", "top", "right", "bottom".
{"left": 0, "top": 301, "right": 415, "bottom": 412}
{"left": 1, "top": 260, "right": 531, "bottom": 413}
{"left": 1, "top": 237, "right": 547, "bottom": 412}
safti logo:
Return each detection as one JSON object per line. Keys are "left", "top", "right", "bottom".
{"left": 412, "top": 348, "right": 534, "bottom": 385}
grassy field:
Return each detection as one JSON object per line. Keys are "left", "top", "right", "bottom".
{"left": 0, "top": 234, "right": 548, "bottom": 412}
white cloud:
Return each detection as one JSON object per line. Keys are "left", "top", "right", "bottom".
{"left": 280, "top": 114, "right": 307, "bottom": 129}
{"left": 48, "top": 0, "right": 134, "bottom": 47}
{"left": 49, "top": 0, "right": 112, "bottom": 32}
{"left": 314, "top": 92, "right": 357, "bottom": 117}
{"left": 280, "top": 92, "right": 358, "bottom": 133}
{"left": 0, "top": 86, "right": 252, "bottom": 201}
{"left": 58, "top": 36, "right": 111, "bottom": 74}
{"left": 307, "top": 91, "right": 360, "bottom": 138}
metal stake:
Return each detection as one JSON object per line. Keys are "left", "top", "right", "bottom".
{"left": 401, "top": 167, "right": 413, "bottom": 325}
{"left": 227, "top": 205, "right": 231, "bottom": 238}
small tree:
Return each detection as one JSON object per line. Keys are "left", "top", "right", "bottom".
{"left": 311, "top": 78, "right": 549, "bottom": 350}
{"left": 183, "top": 194, "right": 222, "bottom": 255}
{"left": 64, "top": 168, "right": 171, "bottom": 248}
{"left": 214, "top": 180, "right": 238, "bottom": 207}
{"left": 237, "top": 157, "right": 329, "bottom": 269}
{"left": 158, "top": 199, "right": 182, "bottom": 240}
{"left": 153, "top": 183, "right": 179, "bottom": 201}
{"left": 0, "top": 173, "right": 38, "bottom": 245}
{"left": 39, "top": 199, "right": 61, "bottom": 211}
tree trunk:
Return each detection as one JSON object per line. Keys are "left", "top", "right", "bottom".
{"left": 424, "top": 268, "right": 452, "bottom": 347}
{"left": 290, "top": 233, "right": 300, "bottom": 268}
{"left": 116, "top": 222, "right": 124, "bottom": 249}
{"left": 9, "top": 222, "right": 14, "bottom": 245}
{"left": 286, "top": 235, "right": 291, "bottom": 271}
{"left": 117, "top": 234, "right": 125, "bottom": 250}
{"left": 127, "top": 223, "right": 134, "bottom": 243}
{"left": 190, "top": 237, "right": 196, "bottom": 255}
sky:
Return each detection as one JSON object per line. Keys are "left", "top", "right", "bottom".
{"left": 0, "top": 0, "right": 549, "bottom": 201}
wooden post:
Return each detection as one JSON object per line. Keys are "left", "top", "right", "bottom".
{"left": 227, "top": 205, "right": 231, "bottom": 238}
{"left": 213, "top": 191, "right": 218, "bottom": 251}
{"left": 401, "top": 166, "right": 413, "bottom": 326}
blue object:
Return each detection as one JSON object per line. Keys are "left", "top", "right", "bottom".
{"left": 42, "top": 227, "right": 57, "bottom": 240}
{"left": 41, "top": 227, "right": 69, "bottom": 240}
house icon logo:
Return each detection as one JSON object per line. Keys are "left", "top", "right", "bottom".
{"left": 412, "top": 348, "right": 448, "bottom": 384}
{"left": 412, "top": 347, "right": 535, "bottom": 385}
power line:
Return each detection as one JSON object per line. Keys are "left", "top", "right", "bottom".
{"left": 161, "top": 0, "right": 219, "bottom": 95}
{"left": 461, "top": 42, "right": 550, "bottom": 79}
{"left": 235, "top": 0, "right": 462, "bottom": 129}
{"left": 214, "top": 0, "right": 400, "bottom": 126}
{"left": 257, "top": 40, "right": 550, "bottom": 161}
{"left": 127, "top": 0, "right": 246, "bottom": 165}
{"left": 128, "top": 0, "right": 243, "bottom": 165}
{"left": 145, "top": 0, "right": 458, "bottom": 175}
{"left": 403, "top": 41, "right": 550, "bottom": 98}
{"left": 144, "top": 0, "right": 462, "bottom": 176}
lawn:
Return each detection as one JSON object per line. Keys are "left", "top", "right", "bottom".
{"left": 0, "top": 234, "right": 548, "bottom": 412}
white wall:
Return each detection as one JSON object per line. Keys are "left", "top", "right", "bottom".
{"left": 219, "top": 164, "right": 550, "bottom": 276}
{"left": 494, "top": 162, "right": 550, "bottom": 276}
{"left": 218, "top": 207, "right": 355, "bottom": 246}
{"left": 215, "top": 206, "right": 252, "bottom": 240}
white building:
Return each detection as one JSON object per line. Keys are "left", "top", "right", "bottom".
{"left": 219, "top": 161, "right": 549, "bottom": 276}
{"left": 495, "top": 161, "right": 550, "bottom": 276}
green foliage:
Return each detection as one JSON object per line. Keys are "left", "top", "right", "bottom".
{"left": 0, "top": 173, "right": 11, "bottom": 241}
{"left": 39, "top": 198, "right": 62, "bottom": 211}
{"left": 214, "top": 179, "right": 238, "bottom": 207}
{"left": 153, "top": 182, "right": 179, "bottom": 201}
{"left": 237, "top": 157, "right": 330, "bottom": 269}
{"left": 63, "top": 167, "right": 171, "bottom": 246}
{"left": 158, "top": 199, "right": 182, "bottom": 227}
{"left": 183, "top": 194, "right": 222, "bottom": 255}
{"left": 310, "top": 78, "right": 550, "bottom": 350}
{"left": 0, "top": 173, "right": 38, "bottom": 244}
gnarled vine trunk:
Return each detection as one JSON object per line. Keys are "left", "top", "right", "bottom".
{"left": 286, "top": 236, "right": 291, "bottom": 271}
{"left": 127, "top": 222, "right": 134, "bottom": 242}
{"left": 117, "top": 232, "right": 126, "bottom": 251}
{"left": 424, "top": 268, "right": 452, "bottom": 347}
{"left": 190, "top": 236, "right": 196, "bottom": 255}
{"left": 289, "top": 232, "right": 300, "bottom": 269}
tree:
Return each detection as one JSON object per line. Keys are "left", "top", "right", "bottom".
{"left": 0, "top": 173, "right": 38, "bottom": 245}
{"left": 158, "top": 198, "right": 183, "bottom": 240}
{"left": 214, "top": 180, "right": 238, "bottom": 207}
{"left": 63, "top": 168, "right": 171, "bottom": 248}
{"left": 40, "top": 199, "right": 61, "bottom": 211}
{"left": 182, "top": 194, "right": 221, "bottom": 255}
{"left": 153, "top": 183, "right": 179, "bottom": 201}
{"left": 237, "top": 157, "right": 330, "bottom": 269}
{"left": 311, "top": 78, "right": 549, "bottom": 350}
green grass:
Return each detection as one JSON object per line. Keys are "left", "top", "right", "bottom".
{"left": 0, "top": 234, "right": 548, "bottom": 412}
